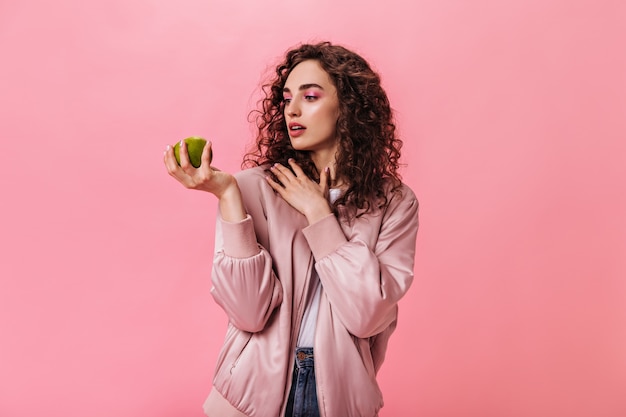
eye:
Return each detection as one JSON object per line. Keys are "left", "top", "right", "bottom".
{"left": 304, "top": 95, "right": 318, "bottom": 101}
{"left": 283, "top": 97, "right": 292, "bottom": 105}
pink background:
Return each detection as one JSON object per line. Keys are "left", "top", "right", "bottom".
{"left": 1, "top": 1, "right": 625, "bottom": 416}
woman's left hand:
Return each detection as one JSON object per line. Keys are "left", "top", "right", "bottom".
{"left": 266, "top": 159, "right": 333, "bottom": 224}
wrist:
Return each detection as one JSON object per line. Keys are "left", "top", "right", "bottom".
{"left": 218, "top": 182, "right": 247, "bottom": 222}
{"left": 304, "top": 201, "right": 333, "bottom": 225}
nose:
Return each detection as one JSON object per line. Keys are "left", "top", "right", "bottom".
{"left": 285, "top": 100, "right": 300, "bottom": 117}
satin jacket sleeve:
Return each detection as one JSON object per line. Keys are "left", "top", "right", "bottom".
{"left": 302, "top": 185, "right": 419, "bottom": 338}
{"left": 210, "top": 214, "right": 283, "bottom": 333}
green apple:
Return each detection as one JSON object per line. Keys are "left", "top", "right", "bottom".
{"left": 173, "top": 137, "right": 212, "bottom": 168}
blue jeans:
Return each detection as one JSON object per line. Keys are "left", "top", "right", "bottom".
{"left": 285, "top": 347, "right": 320, "bottom": 417}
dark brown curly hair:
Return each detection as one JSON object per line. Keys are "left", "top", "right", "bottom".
{"left": 244, "top": 41, "right": 403, "bottom": 217}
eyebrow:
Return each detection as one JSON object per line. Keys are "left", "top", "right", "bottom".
{"left": 282, "top": 83, "right": 325, "bottom": 93}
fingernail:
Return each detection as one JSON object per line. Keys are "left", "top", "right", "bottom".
{"left": 166, "top": 145, "right": 170, "bottom": 151}
{"left": 325, "top": 166, "right": 330, "bottom": 173}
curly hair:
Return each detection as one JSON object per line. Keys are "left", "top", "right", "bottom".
{"left": 243, "top": 41, "right": 403, "bottom": 217}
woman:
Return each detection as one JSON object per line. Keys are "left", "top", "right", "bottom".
{"left": 164, "top": 41, "right": 419, "bottom": 417}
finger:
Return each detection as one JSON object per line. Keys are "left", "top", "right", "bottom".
{"left": 178, "top": 140, "right": 194, "bottom": 172}
{"left": 164, "top": 145, "right": 181, "bottom": 174}
{"left": 270, "top": 163, "right": 293, "bottom": 184}
{"left": 265, "top": 174, "right": 285, "bottom": 196}
{"left": 326, "top": 167, "right": 332, "bottom": 189}
{"left": 287, "top": 158, "right": 306, "bottom": 177}
{"left": 319, "top": 166, "right": 330, "bottom": 192}
{"left": 201, "top": 141, "right": 213, "bottom": 168}
{"left": 164, "top": 144, "right": 194, "bottom": 187}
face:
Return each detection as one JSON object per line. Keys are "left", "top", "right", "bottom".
{"left": 282, "top": 60, "right": 340, "bottom": 157}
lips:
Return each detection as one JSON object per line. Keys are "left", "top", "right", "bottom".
{"left": 288, "top": 122, "right": 306, "bottom": 138}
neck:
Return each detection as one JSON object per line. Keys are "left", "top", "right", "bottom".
{"left": 311, "top": 151, "right": 345, "bottom": 188}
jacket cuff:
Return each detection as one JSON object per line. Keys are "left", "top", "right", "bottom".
{"left": 221, "top": 215, "right": 260, "bottom": 258}
{"left": 302, "top": 213, "right": 347, "bottom": 260}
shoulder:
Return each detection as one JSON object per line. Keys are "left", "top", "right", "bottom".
{"left": 376, "top": 180, "right": 419, "bottom": 227}
{"left": 346, "top": 180, "right": 418, "bottom": 224}
{"left": 234, "top": 165, "right": 270, "bottom": 193}
{"left": 383, "top": 180, "right": 418, "bottom": 210}
{"left": 233, "top": 165, "right": 279, "bottom": 215}
{"left": 234, "top": 165, "right": 268, "bottom": 183}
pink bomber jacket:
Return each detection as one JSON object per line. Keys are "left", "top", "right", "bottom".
{"left": 203, "top": 166, "right": 419, "bottom": 417}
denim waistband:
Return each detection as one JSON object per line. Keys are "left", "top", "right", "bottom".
{"left": 294, "top": 347, "right": 314, "bottom": 369}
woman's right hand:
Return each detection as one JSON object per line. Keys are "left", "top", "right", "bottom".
{"left": 163, "top": 140, "right": 247, "bottom": 222}
{"left": 164, "top": 140, "right": 233, "bottom": 197}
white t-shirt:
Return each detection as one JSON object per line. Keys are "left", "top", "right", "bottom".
{"left": 297, "top": 188, "right": 342, "bottom": 348}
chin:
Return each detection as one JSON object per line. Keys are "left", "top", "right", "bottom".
{"left": 289, "top": 141, "right": 309, "bottom": 152}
